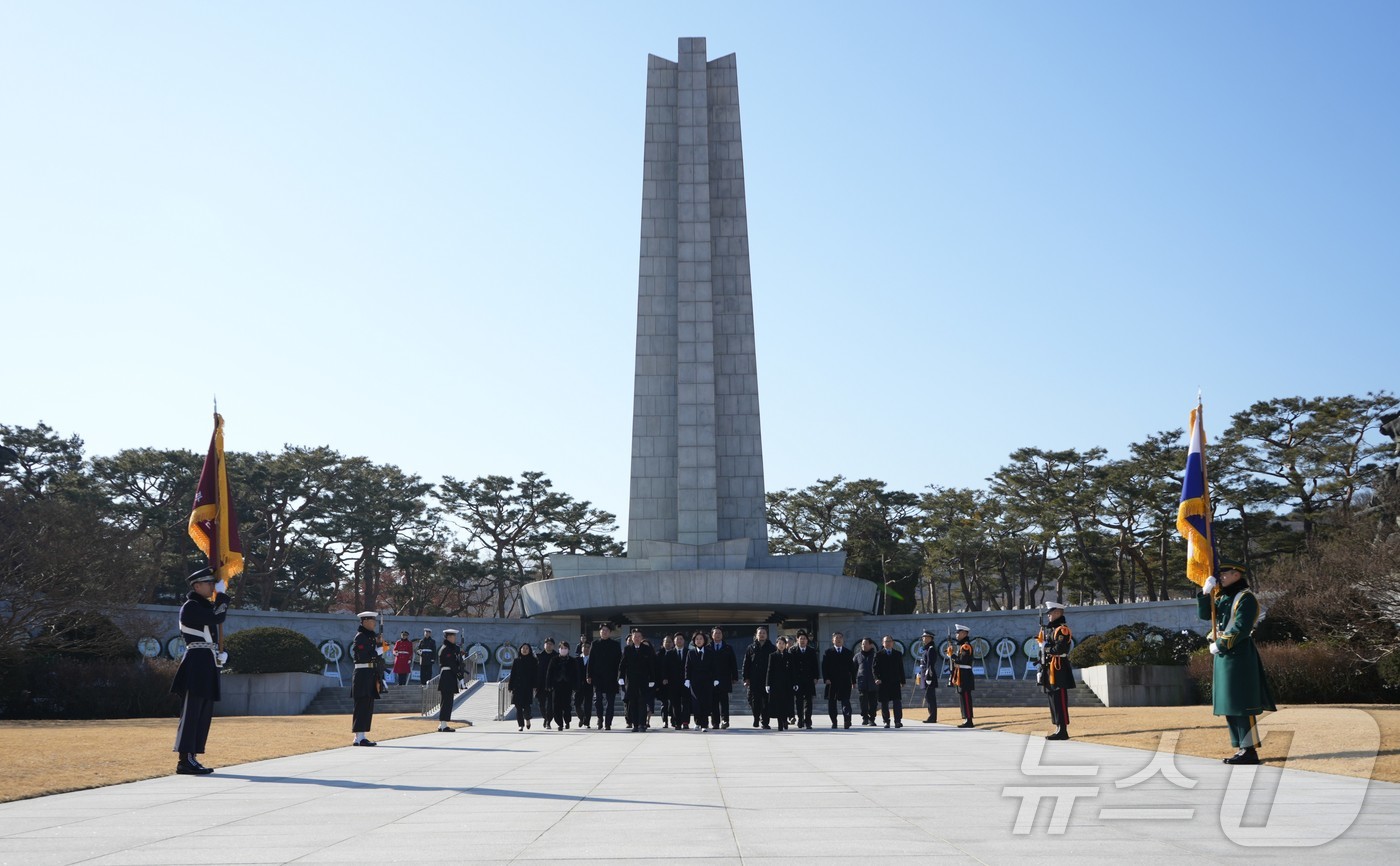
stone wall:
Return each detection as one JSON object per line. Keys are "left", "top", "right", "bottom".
{"left": 816, "top": 598, "right": 1202, "bottom": 674}
{"left": 120, "top": 605, "right": 578, "bottom": 682}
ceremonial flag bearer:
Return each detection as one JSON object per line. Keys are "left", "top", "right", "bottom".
{"left": 171, "top": 566, "right": 229, "bottom": 775}
{"left": 1199, "top": 561, "right": 1276, "bottom": 764}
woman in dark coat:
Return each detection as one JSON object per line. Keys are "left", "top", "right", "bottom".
{"left": 853, "top": 636, "right": 879, "bottom": 726}
{"left": 551, "top": 641, "right": 581, "bottom": 730}
{"left": 684, "top": 631, "right": 715, "bottom": 732}
{"left": 536, "top": 637, "right": 556, "bottom": 729}
{"left": 765, "top": 636, "right": 796, "bottom": 730}
{"left": 510, "top": 643, "right": 538, "bottom": 730}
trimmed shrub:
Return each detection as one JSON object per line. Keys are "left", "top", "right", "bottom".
{"left": 1377, "top": 650, "right": 1400, "bottom": 692}
{"left": 1253, "top": 615, "right": 1306, "bottom": 645}
{"left": 223, "top": 627, "right": 323, "bottom": 675}
{"left": 1069, "top": 622, "right": 1206, "bottom": 668}
{"left": 1186, "top": 641, "right": 1382, "bottom": 704}
{"left": 0, "top": 657, "right": 180, "bottom": 719}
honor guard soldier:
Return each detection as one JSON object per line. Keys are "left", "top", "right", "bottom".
{"left": 1200, "top": 561, "right": 1276, "bottom": 764}
{"left": 916, "top": 630, "right": 938, "bottom": 723}
{"left": 821, "top": 632, "right": 856, "bottom": 729}
{"left": 417, "top": 628, "right": 437, "bottom": 684}
{"left": 350, "top": 611, "right": 383, "bottom": 746}
{"left": 946, "top": 625, "right": 976, "bottom": 727}
{"left": 588, "top": 624, "right": 622, "bottom": 730}
{"left": 743, "top": 626, "right": 776, "bottom": 728}
{"left": 171, "top": 566, "right": 229, "bottom": 775}
{"left": 436, "top": 629, "right": 463, "bottom": 732}
{"left": 1039, "top": 602, "right": 1076, "bottom": 740}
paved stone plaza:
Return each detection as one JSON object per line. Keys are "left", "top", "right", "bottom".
{"left": 2, "top": 710, "right": 1395, "bottom": 865}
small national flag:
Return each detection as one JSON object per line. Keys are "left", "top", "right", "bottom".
{"left": 188, "top": 413, "right": 244, "bottom": 591}
{"left": 1176, "top": 401, "right": 1215, "bottom": 587}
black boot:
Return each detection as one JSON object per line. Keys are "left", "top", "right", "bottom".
{"left": 1046, "top": 726, "right": 1069, "bottom": 741}
{"left": 1223, "top": 747, "right": 1260, "bottom": 765}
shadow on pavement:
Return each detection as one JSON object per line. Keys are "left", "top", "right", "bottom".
{"left": 211, "top": 774, "right": 724, "bottom": 808}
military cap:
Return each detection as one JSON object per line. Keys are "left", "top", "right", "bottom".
{"left": 922, "top": 629, "right": 935, "bottom": 638}
{"left": 1217, "top": 560, "right": 1250, "bottom": 576}
{"left": 443, "top": 628, "right": 459, "bottom": 635}
{"left": 186, "top": 566, "right": 216, "bottom": 585}
{"left": 955, "top": 624, "right": 970, "bottom": 633}
{"left": 356, "top": 610, "right": 377, "bottom": 619}
{"left": 1044, "top": 601, "right": 1066, "bottom": 611}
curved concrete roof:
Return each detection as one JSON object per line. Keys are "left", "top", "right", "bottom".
{"left": 521, "top": 569, "right": 878, "bottom": 618}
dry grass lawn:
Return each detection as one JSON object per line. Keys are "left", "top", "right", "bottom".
{"left": 0, "top": 714, "right": 445, "bottom": 803}
{"left": 1, "top": 704, "right": 1395, "bottom": 804}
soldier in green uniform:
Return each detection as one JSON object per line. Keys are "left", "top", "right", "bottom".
{"left": 1198, "top": 560, "right": 1276, "bottom": 765}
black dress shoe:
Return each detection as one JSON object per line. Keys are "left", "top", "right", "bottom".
{"left": 958, "top": 721, "right": 974, "bottom": 728}
{"left": 1223, "top": 748, "right": 1260, "bottom": 765}
{"left": 721, "top": 721, "right": 729, "bottom": 729}
{"left": 438, "top": 727, "right": 455, "bottom": 733}
{"left": 884, "top": 722, "right": 891, "bottom": 728}
{"left": 1046, "top": 730, "right": 1069, "bottom": 741}
{"left": 176, "top": 761, "right": 212, "bottom": 776}
{"left": 894, "top": 721, "right": 903, "bottom": 728}
{"left": 922, "top": 717, "right": 937, "bottom": 724}
{"left": 355, "top": 739, "right": 378, "bottom": 747}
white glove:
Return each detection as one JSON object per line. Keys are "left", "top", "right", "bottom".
{"left": 684, "top": 679, "right": 691, "bottom": 688}
{"left": 1203, "top": 576, "right": 1219, "bottom": 594}
{"left": 713, "top": 679, "right": 719, "bottom": 687}
{"left": 216, "top": 651, "right": 228, "bottom": 666}
{"left": 1036, "top": 641, "right": 1044, "bottom": 652}
{"left": 793, "top": 685, "right": 799, "bottom": 692}
{"left": 1209, "top": 642, "right": 1220, "bottom": 655}
{"left": 617, "top": 678, "right": 624, "bottom": 686}
{"left": 648, "top": 682, "right": 655, "bottom": 688}
{"left": 765, "top": 686, "right": 771, "bottom": 693}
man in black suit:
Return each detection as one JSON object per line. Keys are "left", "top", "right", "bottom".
{"left": 822, "top": 631, "right": 856, "bottom": 729}
{"left": 587, "top": 623, "right": 622, "bottom": 730}
{"left": 742, "top": 626, "right": 776, "bottom": 729}
{"left": 789, "top": 631, "right": 820, "bottom": 729}
{"left": 874, "top": 634, "right": 906, "bottom": 728}
{"left": 705, "top": 626, "right": 739, "bottom": 729}
{"left": 619, "top": 628, "right": 656, "bottom": 732}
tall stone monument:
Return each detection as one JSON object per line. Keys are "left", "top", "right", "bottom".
{"left": 522, "top": 38, "right": 875, "bottom": 625}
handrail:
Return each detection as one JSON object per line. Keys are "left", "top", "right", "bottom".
{"left": 496, "top": 671, "right": 511, "bottom": 721}
{"left": 420, "top": 656, "right": 478, "bottom": 718}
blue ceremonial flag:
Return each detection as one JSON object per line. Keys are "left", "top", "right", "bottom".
{"left": 1176, "top": 402, "right": 1215, "bottom": 587}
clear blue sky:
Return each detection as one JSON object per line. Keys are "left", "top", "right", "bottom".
{"left": 2, "top": 2, "right": 1396, "bottom": 525}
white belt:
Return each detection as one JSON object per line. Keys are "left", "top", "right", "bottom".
{"left": 180, "top": 624, "right": 213, "bottom": 642}
{"left": 957, "top": 665, "right": 973, "bottom": 669}
{"left": 185, "top": 641, "right": 217, "bottom": 651}
{"left": 354, "top": 663, "right": 375, "bottom": 669}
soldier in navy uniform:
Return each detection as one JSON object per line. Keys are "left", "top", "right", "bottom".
{"left": 821, "top": 631, "right": 856, "bottom": 729}
{"left": 743, "top": 626, "right": 776, "bottom": 729}
{"left": 705, "top": 627, "right": 739, "bottom": 729}
{"left": 417, "top": 628, "right": 437, "bottom": 685}
{"left": 789, "top": 631, "right": 820, "bottom": 729}
{"left": 1039, "top": 601, "right": 1076, "bottom": 740}
{"left": 171, "top": 567, "right": 228, "bottom": 775}
{"left": 619, "top": 629, "right": 656, "bottom": 732}
{"left": 946, "top": 625, "right": 976, "bottom": 728}
{"left": 916, "top": 630, "right": 939, "bottom": 723}
{"left": 350, "top": 611, "right": 383, "bottom": 746}
{"left": 436, "top": 629, "right": 463, "bottom": 732}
